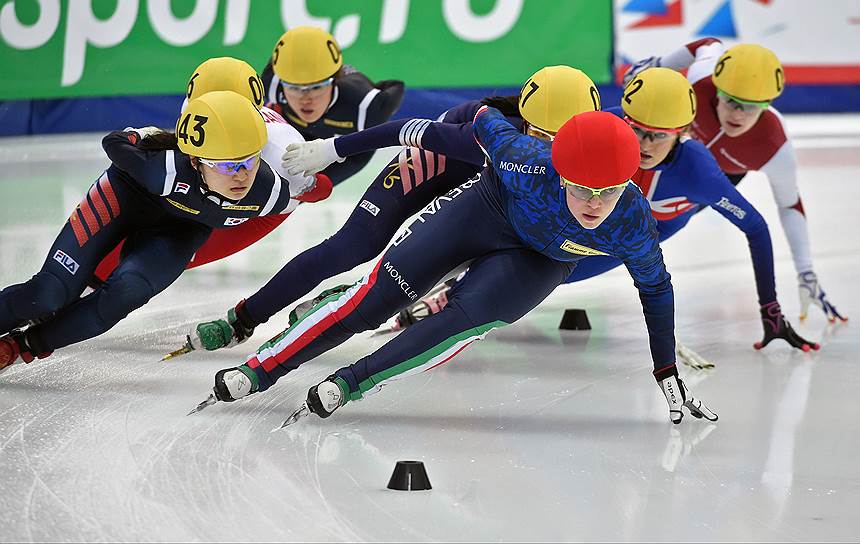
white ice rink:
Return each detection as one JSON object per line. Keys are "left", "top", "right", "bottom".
{"left": 1, "top": 115, "right": 859, "bottom": 542}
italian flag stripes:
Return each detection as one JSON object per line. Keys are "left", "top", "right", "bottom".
{"left": 245, "top": 261, "right": 383, "bottom": 373}
{"left": 347, "top": 319, "right": 506, "bottom": 403}
{"left": 243, "top": 258, "right": 507, "bottom": 400}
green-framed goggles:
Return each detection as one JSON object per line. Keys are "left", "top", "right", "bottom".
{"left": 562, "top": 178, "right": 630, "bottom": 202}
{"left": 716, "top": 89, "right": 770, "bottom": 113}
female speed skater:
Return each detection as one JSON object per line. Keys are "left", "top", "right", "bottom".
{"left": 191, "top": 109, "right": 718, "bottom": 427}
{"left": 261, "top": 26, "right": 405, "bottom": 184}
{"left": 0, "top": 91, "right": 318, "bottom": 370}
{"left": 387, "top": 68, "right": 819, "bottom": 361}
{"left": 624, "top": 40, "right": 846, "bottom": 323}
{"left": 90, "top": 56, "right": 333, "bottom": 286}
{"left": 172, "top": 66, "right": 603, "bottom": 356}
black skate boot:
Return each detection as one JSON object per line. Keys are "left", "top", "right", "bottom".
{"left": 307, "top": 376, "right": 345, "bottom": 418}
{"left": 213, "top": 366, "right": 258, "bottom": 402}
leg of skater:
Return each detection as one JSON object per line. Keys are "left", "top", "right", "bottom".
{"left": 9, "top": 221, "right": 210, "bottom": 363}
{"left": 296, "top": 248, "right": 574, "bottom": 420}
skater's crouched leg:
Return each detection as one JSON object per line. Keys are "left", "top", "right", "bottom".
{"left": 0, "top": 271, "right": 70, "bottom": 334}
{"left": 96, "top": 269, "right": 156, "bottom": 328}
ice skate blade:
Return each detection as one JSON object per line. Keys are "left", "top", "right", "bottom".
{"left": 274, "top": 402, "right": 310, "bottom": 431}
{"left": 187, "top": 393, "right": 218, "bottom": 415}
{"left": 161, "top": 344, "right": 193, "bottom": 361}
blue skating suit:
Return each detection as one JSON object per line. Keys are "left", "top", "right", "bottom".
{"left": 236, "top": 106, "right": 677, "bottom": 400}
{"left": 567, "top": 107, "right": 776, "bottom": 306}
{"left": 471, "top": 106, "right": 675, "bottom": 369}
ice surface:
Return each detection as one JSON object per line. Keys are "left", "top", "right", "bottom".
{"left": 0, "top": 116, "right": 858, "bottom": 542}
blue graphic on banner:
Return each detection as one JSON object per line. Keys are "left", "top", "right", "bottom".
{"left": 622, "top": 0, "right": 667, "bottom": 14}
{"left": 696, "top": 0, "right": 737, "bottom": 38}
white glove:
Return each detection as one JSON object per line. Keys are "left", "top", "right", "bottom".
{"left": 123, "top": 126, "right": 161, "bottom": 139}
{"left": 676, "top": 338, "right": 715, "bottom": 370}
{"left": 288, "top": 174, "right": 318, "bottom": 198}
{"left": 659, "top": 374, "right": 718, "bottom": 424}
{"left": 622, "top": 56, "right": 661, "bottom": 86}
{"left": 281, "top": 138, "right": 344, "bottom": 177}
{"left": 798, "top": 271, "right": 847, "bottom": 322}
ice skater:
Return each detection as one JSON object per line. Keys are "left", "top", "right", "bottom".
{"left": 624, "top": 40, "right": 846, "bottom": 323}
{"left": 192, "top": 109, "right": 718, "bottom": 427}
{"left": 90, "top": 56, "right": 333, "bottom": 287}
{"left": 0, "top": 91, "right": 316, "bottom": 370}
{"left": 261, "top": 26, "right": 405, "bottom": 184}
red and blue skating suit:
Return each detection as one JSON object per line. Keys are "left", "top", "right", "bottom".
{"left": 569, "top": 107, "right": 778, "bottom": 307}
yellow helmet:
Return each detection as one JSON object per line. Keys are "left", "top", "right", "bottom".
{"left": 712, "top": 44, "right": 785, "bottom": 102}
{"left": 271, "top": 26, "right": 343, "bottom": 85}
{"left": 622, "top": 67, "right": 697, "bottom": 130}
{"left": 176, "top": 91, "right": 267, "bottom": 160}
{"left": 519, "top": 65, "right": 600, "bottom": 133}
{"left": 186, "top": 57, "right": 265, "bottom": 110}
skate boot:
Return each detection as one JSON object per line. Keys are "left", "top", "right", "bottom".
{"left": 288, "top": 284, "right": 352, "bottom": 326}
{"left": 0, "top": 334, "right": 22, "bottom": 370}
{"left": 307, "top": 377, "right": 345, "bottom": 419}
{"left": 0, "top": 330, "right": 49, "bottom": 371}
{"left": 392, "top": 283, "right": 452, "bottom": 331}
{"left": 213, "top": 366, "right": 258, "bottom": 402}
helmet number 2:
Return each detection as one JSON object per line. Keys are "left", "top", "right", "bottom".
{"left": 520, "top": 80, "right": 540, "bottom": 108}
{"left": 623, "top": 78, "right": 644, "bottom": 104}
{"left": 177, "top": 114, "right": 208, "bottom": 147}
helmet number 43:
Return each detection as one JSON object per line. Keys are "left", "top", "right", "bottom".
{"left": 177, "top": 114, "right": 208, "bottom": 147}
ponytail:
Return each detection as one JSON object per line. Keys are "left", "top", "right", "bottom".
{"left": 480, "top": 95, "right": 521, "bottom": 119}
{"left": 137, "top": 131, "right": 180, "bottom": 153}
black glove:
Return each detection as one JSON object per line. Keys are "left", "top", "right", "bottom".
{"left": 755, "top": 301, "right": 820, "bottom": 352}
{"left": 228, "top": 299, "right": 257, "bottom": 344}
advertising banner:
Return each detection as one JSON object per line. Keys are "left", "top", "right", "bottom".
{"left": 0, "top": 0, "right": 613, "bottom": 100}
{"left": 614, "top": 0, "right": 860, "bottom": 84}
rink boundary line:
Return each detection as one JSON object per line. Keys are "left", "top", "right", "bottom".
{"left": 2, "top": 114, "right": 860, "bottom": 164}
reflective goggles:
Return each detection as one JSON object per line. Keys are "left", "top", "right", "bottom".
{"left": 199, "top": 153, "right": 260, "bottom": 175}
{"left": 281, "top": 77, "right": 334, "bottom": 97}
{"left": 717, "top": 89, "right": 770, "bottom": 113}
{"left": 526, "top": 125, "right": 556, "bottom": 141}
{"left": 562, "top": 178, "right": 630, "bottom": 202}
{"left": 625, "top": 117, "right": 682, "bottom": 141}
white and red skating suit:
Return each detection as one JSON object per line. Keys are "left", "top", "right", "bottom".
{"left": 656, "top": 38, "right": 814, "bottom": 275}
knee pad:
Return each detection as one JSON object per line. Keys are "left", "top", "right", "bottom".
{"left": 96, "top": 270, "right": 155, "bottom": 325}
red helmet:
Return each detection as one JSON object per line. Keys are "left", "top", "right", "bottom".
{"left": 551, "top": 111, "right": 640, "bottom": 189}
